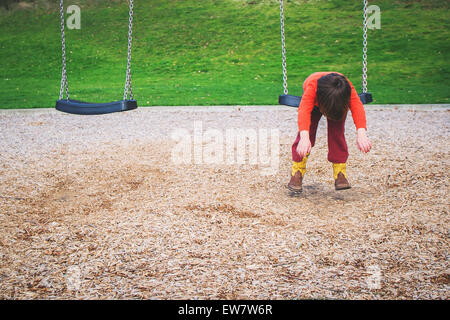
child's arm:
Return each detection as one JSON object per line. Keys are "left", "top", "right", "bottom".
{"left": 357, "top": 128, "right": 371, "bottom": 153}
{"left": 297, "top": 82, "right": 316, "bottom": 132}
{"left": 296, "top": 82, "right": 316, "bottom": 158}
{"left": 347, "top": 80, "right": 372, "bottom": 153}
{"left": 296, "top": 130, "right": 311, "bottom": 159}
{"left": 347, "top": 81, "right": 367, "bottom": 130}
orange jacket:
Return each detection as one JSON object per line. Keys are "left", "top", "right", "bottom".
{"left": 298, "top": 72, "right": 367, "bottom": 131}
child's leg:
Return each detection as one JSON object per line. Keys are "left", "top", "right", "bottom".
{"left": 327, "top": 116, "right": 351, "bottom": 190}
{"left": 288, "top": 107, "right": 322, "bottom": 192}
{"left": 291, "top": 106, "right": 322, "bottom": 162}
{"left": 326, "top": 116, "right": 348, "bottom": 164}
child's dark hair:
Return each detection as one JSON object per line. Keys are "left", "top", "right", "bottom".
{"left": 316, "top": 73, "right": 351, "bottom": 121}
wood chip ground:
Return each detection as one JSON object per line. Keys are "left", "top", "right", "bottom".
{"left": 0, "top": 106, "right": 448, "bottom": 299}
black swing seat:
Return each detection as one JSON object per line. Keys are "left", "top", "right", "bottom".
{"left": 358, "top": 92, "right": 373, "bottom": 104}
{"left": 279, "top": 92, "right": 373, "bottom": 107}
{"left": 56, "top": 99, "right": 138, "bottom": 115}
{"left": 278, "top": 94, "right": 302, "bottom": 107}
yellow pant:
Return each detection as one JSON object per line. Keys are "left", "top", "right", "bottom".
{"left": 292, "top": 157, "right": 347, "bottom": 179}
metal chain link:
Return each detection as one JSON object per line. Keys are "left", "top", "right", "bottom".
{"left": 279, "top": 0, "right": 288, "bottom": 95}
{"left": 124, "top": 0, "right": 134, "bottom": 100}
{"left": 59, "top": 1, "right": 134, "bottom": 101}
{"left": 362, "top": 0, "right": 369, "bottom": 93}
{"left": 59, "top": 0, "right": 69, "bottom": 100}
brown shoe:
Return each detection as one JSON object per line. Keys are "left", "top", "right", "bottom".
{"left": 287, "top": 171, "right": 303, "bottom": 193}
{"left": 335, "top": 172, "right": 351, "bottom": 190}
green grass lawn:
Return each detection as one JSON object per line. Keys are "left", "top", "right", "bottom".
{"left": 0, "top": 0, "right": 449, "bottom": 108}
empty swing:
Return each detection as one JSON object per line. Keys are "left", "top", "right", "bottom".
{"left": 278, "top": 0, "right": 373, "bottom": 107}
{"left": 55, "top": 0, "right": 137, "bottom": 115}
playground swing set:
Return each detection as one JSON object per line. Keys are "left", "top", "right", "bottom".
{"left": 55, "top": 0, "right": 373, "bottom": 116}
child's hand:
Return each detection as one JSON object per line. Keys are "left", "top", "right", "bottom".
{"left": 296, "top": 131, "right": 311, "bottom": 159}
{"left": 356, "top": 128, "right": 372, "bottom": 153}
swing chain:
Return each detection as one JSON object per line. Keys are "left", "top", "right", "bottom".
{"left": 59, "top": 0, "right": 69, "bottom": 100}
{"left": 362, "top": 0, "right": 369, "bottom": 93}
{"left": 124, "top": 0, "right": 134, "bottom": 100}
{"left": 279, "top": 0, "right": 288, "bottom": 95}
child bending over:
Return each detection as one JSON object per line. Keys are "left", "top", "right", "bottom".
{"left": 287, "top": 72, "right": 372, "bottom": 193}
